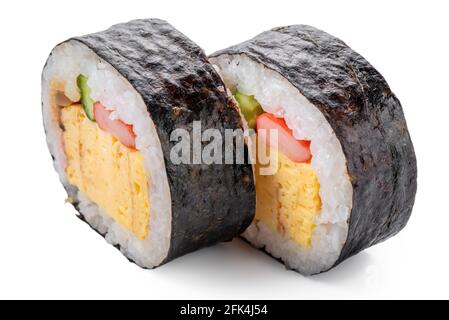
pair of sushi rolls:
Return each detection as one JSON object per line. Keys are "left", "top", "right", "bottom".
{"left": 42, "top": 19, "right": 255, "bottom": 268}
{"left": 210, "top": 25, "right": 417, "bottom": 275}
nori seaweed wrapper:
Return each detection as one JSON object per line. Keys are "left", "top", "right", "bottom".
{"left": 211, "top": 25, "right": 417, "bottom": 271}
{"left": 51, "top": 19, "right": 255, "bottom": 265}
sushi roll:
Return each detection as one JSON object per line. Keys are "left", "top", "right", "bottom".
{"left": 210, "top": 25, "right": 417, "bottom": 275}
{"left": 42, "top": 19, "right": 255, "bottom": 268}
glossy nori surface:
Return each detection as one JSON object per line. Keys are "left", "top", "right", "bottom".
{"left": 50, "top": 19, "right": 255, "bottom": 266}
{"left": 211, "top": 25, "right": 417, "bottom": 272}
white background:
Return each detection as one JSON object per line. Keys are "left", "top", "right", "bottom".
{"left": 0, "top": 0, "right": 448, "bottom": 299}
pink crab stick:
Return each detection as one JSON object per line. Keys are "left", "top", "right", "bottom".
{"left": 93, "top": 102, "right": 136, "bottom": 149}
{"left": 256, "top": 112, "right": 311, "bottom": 163}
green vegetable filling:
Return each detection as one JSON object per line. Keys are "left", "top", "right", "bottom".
{"left": 76, "top": 74, "right": 95, "bottom": 121}
{"left": 234, "top": 90, "right": 263, "bottom": 129}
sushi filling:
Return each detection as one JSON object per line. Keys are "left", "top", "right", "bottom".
{"left": 53, "top": 82, "right": 151, "bottom": 240}
{"left": 256, "top": 146, "right": 322, "bottom": 247}
{"left": 236, "top": 91, "right": 322, "bottom": 248}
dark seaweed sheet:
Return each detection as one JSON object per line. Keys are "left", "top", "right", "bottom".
{"left": 211, "top": 25, "right": 417, "bottom": 272}
{"left": 45, "top": 19, "right": 255, "bottom": 266}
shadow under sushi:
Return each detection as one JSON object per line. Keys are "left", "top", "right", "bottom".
{"left": 152, "top": 237, "right": 373, "bottom": 286}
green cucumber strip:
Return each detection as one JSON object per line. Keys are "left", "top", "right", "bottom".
{"left": 234, "top": 90, "right": 264, "bottom": 129}
{"left": 76, "top": 74, "right": 95, "bottom": 121}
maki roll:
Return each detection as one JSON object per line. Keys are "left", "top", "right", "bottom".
{"left": 42, "top": 19, "right": 255, "bottom": 268}
{"left": 210, "top": 25, "right": 417, "bottom": 275}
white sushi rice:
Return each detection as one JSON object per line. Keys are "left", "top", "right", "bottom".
{"left": 211, "top": 54, "right": 353, "bottom": 274}
{"left": 42, "top": 40, "right": 172, "bottom": 268}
